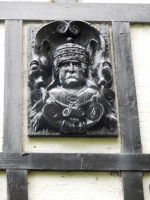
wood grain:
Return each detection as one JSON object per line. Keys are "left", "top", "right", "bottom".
{"left": 0, "top": 3, "right": 150, "bottom": 22}
{"left": 7, "top": 170, "right": 28, "bottom": 200}
{"left": 0, "top": 153, "right": 149, "bottom": 171}
{"left": 4, "top": 20, "right": 23, "bottom": 153}
{"left": 4, "top": 20, "right": 28, "bottom": 200}
{"left": 112, "top": 22, "right": 144, "bottom": 200}
{"left": 112, "top": 22, "right": 141, "bottom": 153}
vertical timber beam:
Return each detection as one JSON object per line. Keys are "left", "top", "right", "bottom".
{"left": 4, "top": 20, "right": 28, "bottom": 200}
{"left": 112, "top": 22, "right": 144, "bottom": 200}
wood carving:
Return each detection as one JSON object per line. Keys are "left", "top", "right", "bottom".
{"left": 28, "top": 21, "right": 117, "bottom": 136}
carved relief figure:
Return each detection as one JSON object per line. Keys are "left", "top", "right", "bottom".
{"left": 28, "top": 21, "right": 117, "bottom": 135}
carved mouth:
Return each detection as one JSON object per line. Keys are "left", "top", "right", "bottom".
{"left": 67, "top": 75, "right": 78, "bottom": 79}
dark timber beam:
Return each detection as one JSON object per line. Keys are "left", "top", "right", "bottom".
{"left": 4, "top": 20, "right": 28, "bottom": 200}
{"left": 0, "top": 153, "right": 150, "bottom": 171}
{"left": 0, "top": 3, "right": 150, "bottom": 22}
{"left": 112, "top": 22, "right": 144, "bottom": 200}
{"left": 7, "top": 170, "right": 28, "bottom": 200}
{"left": 4, "top": 20, "right": 22, "bottom": 153}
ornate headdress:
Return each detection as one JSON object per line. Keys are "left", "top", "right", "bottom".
{"left": 32, "top": 21, "right": 106, "bottom": 68}
{"left": 52, "top": 42, "right": 89, "bottom": 67}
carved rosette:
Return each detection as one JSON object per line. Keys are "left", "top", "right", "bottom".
{"left": 28, "top": 21, "right": 117, "bottom": 136}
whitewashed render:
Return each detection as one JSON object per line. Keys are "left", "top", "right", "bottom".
{"left": 0, "top": 0, "right": 150, "bottom": 199}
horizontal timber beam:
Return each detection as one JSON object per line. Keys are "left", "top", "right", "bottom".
{"left": 0, "top": 2, "right": 150, "bottom": 22}
{"left": 0, "top": 153, "right": 150, "bottom": 171}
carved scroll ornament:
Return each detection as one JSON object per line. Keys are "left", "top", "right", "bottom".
{"left": 28, "top": 21, "right": 117, "bottom": 136}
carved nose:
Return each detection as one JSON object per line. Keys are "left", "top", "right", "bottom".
{"left": 69, "top": 63, "right": 75, "bottom": 73}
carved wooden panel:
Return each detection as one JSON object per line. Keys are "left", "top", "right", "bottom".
{"left": 28, "top": 21, "right": 117, "bottom": 137}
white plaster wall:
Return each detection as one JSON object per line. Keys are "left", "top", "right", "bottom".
{"left": 28, "top": 172, "right": 123, "bottom": 200}
{"left": 130, "top": 25, "right": 150, "bottom": 200}
{"left": 0, "top": 172, "right": 7, "bottom": 200}
{"left": 130, "top": 25, "right": 150, "bottom": 153}
{"left": 143, "top": 173, "right": 150, "bottom": 200}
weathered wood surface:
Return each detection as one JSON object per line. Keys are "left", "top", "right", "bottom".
{"left": 112, "top": 22, "right": 144, "bottom": 200}
{"left": 27, "top": 23, "right": 118, "bottom": 137}
{"left": 4, "top": 20, "right": 23, "bottom": 153}
{"left": 28, "top": 22, "right": 118, "bottom": 138}
{"left": 4, "top": 20, "right": 28, "bottom": 200}
{"left": 0, "top": 3, "right": 150, "bottom": 22}
{"left": 7, "top": 170, "right": 28, "bottom": 200}
{"left": 122, "top": 172, "right": 144, "bottom": 200}
{"left": 0, "top": 153, "right": 150, "bottom": 171}
{"left": 112, "top": 22, "right": 141, "bottom": 153}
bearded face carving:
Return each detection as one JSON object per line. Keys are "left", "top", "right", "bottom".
{"left": 28, "top": 21, "right": 117, "bottom": 137}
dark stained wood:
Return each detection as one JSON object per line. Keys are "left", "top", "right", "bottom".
{"left": 123, "top": 172, "right": 144, "bottom": 200}
{"left": 4, "top": 20, "right": 23, "bottom": 153}
{"left": 4, "top": 20, "right": 28, "bottom": 200}
{"left": 0, "top": 3, "right": 150, "bottom": 22}
{"left": 0, "top": 153, "right": 149, "bottom": 171}
{"left": 112, "top": 22, "right": 144, "bottom": 200}
{"left": 7, "top": 170, "right": 28, "bottom": 200}
{"left": 112, "top": 22, "right": 141, "bottom": 153}
{"left": 27, "top": 23, "right": 118, "bottom": 137}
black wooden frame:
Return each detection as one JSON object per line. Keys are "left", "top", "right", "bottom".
{"left": 1, "top": 1, "right": 150, "bottom": 200}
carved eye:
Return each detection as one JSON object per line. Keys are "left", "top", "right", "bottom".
{"left": 73, "top": 62, "right": 81, "bottom": 68}
{"left": 59, "top": 61, "right": 69, "bottom": 68}
{"left": 65, "top": 63, "right": 69, "bottom": 67}
{"left": 76, "top": 64, "right": 81, "bottom": 68}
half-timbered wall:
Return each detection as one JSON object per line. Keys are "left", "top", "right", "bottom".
{"left": 0, "top": 0, "right": 150, "bottom": 200}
